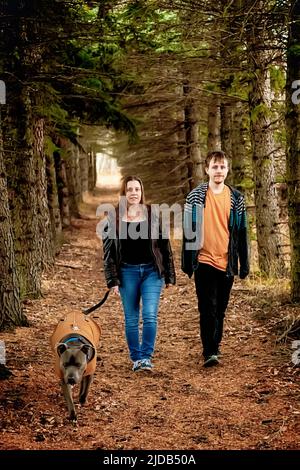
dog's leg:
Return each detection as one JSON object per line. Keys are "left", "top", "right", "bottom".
{"left": 79, "top": 374, "right": 93, "bottom": 405}
{"left": 60, "top": 380, "right": 77, "bottom": 421}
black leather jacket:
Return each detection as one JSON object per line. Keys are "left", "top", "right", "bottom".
{"left": 102, "top": 206, "right": 176, "bottom": 288}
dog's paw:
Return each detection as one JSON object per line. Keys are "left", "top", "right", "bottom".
{"left": 69, "top": 411, "right": 77, "bottom": 423}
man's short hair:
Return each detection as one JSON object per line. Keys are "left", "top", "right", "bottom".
{"left": 205, "top": 150, "right": 229, "bottom": 168}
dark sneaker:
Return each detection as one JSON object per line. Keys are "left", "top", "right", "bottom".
{"left": 203, "top": 355, "right": 219, "bottom": 368}
{"left": 140, "top": 358, "right": 153, "bottom": 371}
{"left": 132, "top": 360, "right": 142, "bottom": 372}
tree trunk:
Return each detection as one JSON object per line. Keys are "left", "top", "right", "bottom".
{"left": 0, "top": 113, "right": 28, "bottom": 329}
{"left": 249, "top": 72, "right": 285, "bottom": 276}
{"left": 220, "top": 102, "right": 232, "bottom": 159}
{"left": 7, "top": 88, "right": 44, "bottom": 298}
{"left": 34, "top": 117, "right": 55, "bottom": 266}
{"left": 176, "top": 106, "right": 190, "bottom": 199}
{"left": 231, "top": 101, "right": 252, "bottom": 196}
{"left": 1, "top": 1, "right": 52, "bottom": 297}
{"left": 54, "top": 149, "right": 71, "bottom": 229}
{"left": 80, "top": 148, "right": 89, "bottom": 195}
{"left": 45, "top": 150, "right": 62, "bottom": 254}
{"left": 88, "top": 149, "right": 97, "bottom": 192}
{"left": 220, "top": 101, "right": 233, "bottom": 185}
{"left": 65, "top": 140, "right": 81, "bottom": 218}
{"left": 183, "top": 80, "right": 203, "bottom": 191}
{"left": 246, "top": 30, "right": 285, "bottom": 276}
{"left": 79, "top": 128, "right": 93, "bottom": 194}
{"left": 207, "top": 96, "right": 221, "bottom": 152}
{"left": 286, "top": 1, "right": 300, "bottom": 301}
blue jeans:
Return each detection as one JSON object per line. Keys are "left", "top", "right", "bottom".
{"left": 119, "top": 263, "right": 164, "bottom": 362}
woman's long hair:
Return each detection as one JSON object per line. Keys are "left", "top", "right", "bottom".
{"left": 117, "top": 176, "right": 147, "bottom": 225}
{"left": 119, "top": 175, "right": 145, "bottom": 204}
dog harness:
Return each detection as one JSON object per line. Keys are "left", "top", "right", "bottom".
{"left": 51, "top": 311, "right": 101, "bottom": 379}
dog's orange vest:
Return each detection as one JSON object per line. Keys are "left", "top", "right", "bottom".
{"left": 50, "top": 311, "right": 101, "bottom": 379}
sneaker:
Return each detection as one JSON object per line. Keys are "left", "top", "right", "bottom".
{"left": 140, "top": 358, "right": 153, "bottom": 371}
{"left": 132, "top": 360, "right": 142, "bottom": 372}
{"left": 203, "top": 355, "right": 219, "bottom": 368}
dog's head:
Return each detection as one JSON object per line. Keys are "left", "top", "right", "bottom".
{"left": 57, "top": 343, "right": 95, "bottom": 385}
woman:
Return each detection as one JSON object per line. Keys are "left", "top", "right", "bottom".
{"left": 102, "top": 176, "right": 176, "bottom": 372}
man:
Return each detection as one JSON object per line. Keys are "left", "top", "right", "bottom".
{"left": 182, "top": 150, "right": 249, "bottom": 367}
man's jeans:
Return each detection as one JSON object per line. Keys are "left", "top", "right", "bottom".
{"left": 119, "top": 263, "right": 163, "bottom": 362}
{"left": 194, "top": 263, "right": 234, "bottom": 358}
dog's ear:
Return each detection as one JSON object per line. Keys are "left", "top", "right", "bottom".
{"left": 81, "top": 344, "right": 95, "bottom": 360}
{"left": 57, "top": 343, "right": 67, "bottom": 356}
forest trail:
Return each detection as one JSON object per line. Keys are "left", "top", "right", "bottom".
{"left": 0, "top": 189, "right": 299, "bottom": 450}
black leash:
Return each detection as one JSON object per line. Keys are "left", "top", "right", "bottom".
{"left": 83, "top": 289, "right": 110, "bottom": 315}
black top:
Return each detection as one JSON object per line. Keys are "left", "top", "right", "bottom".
{"left": 102, "top": 205, "right": 176, "bottom": 288}
{"left": 120, "top": 220, "right": 153, "bottom": 264}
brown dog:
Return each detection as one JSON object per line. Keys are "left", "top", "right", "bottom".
{"left": 50, "top": 311, "right": 101, "bottom": 422}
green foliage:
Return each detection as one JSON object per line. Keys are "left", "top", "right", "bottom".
{"left": 275, "top": 174, "right": 286, "bottom": 183}
{"left": 239, "top": 177, "right": 255, "bottom": 190}
{"left": 287, "top": 44, "right": 300, "bottom": 57}
{"left": 270, "top": 65, "right": 286, "bottom": 93}
{"left": 205, "top": 83, "right": 218, "bottom": 93}
{"left": 114, "top": 1, "right": 182, "bottom": 54}
{"left": 274, "top": 128, "right": 286, "bottom": 146}
{"left": 218, "top": 69, "right": 251, "bottom": 102}
{"left": 44, "top": 136, "right": 60, "bottom": 157}
{"left": 0, "top": 0, "right": 139, "bottom": 143}
{"left": 250, "top": 103, "right": 271, "bottom": 123}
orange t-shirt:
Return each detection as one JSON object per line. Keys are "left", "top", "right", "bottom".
{"left": 198, "top": 186, "right": 231, "bottom": 271}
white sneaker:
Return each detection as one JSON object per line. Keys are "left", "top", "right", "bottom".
{"left": 140, "top": 359, "right": 153, "bottom": 371}
{"left": 132, "top": 360, "right": 142, "bottom": 372}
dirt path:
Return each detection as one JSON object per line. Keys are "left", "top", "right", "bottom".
{"left": 0, "top": 190, "right": 299, "bottom": 450}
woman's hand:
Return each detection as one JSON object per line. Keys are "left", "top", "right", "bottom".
{"left": 111, "top": 286, "right": 120, "bottom": 295}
